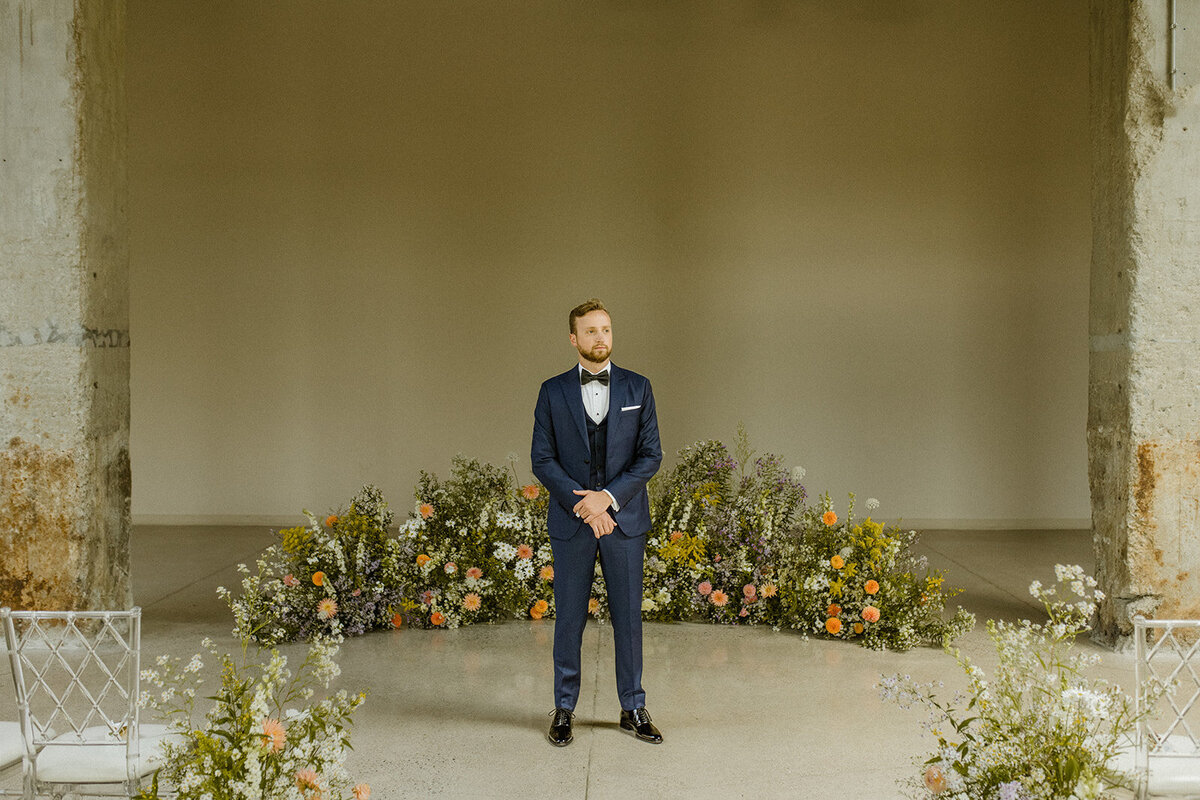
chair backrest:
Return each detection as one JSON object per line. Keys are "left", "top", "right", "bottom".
{"left": 1133, "top": 616, "right": 1200, "bottom": 761}
{"left": 1, "top": 607, "right": 142, "bottom": 755}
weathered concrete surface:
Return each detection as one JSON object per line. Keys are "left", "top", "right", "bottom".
{"left": 0, "top": 0, "right": 130, "bottom": 610}
{"left": 1090, "top": 0, "right": 1200, "bottom": 642}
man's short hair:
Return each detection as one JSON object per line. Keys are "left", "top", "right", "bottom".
{"left": 569, "top": 298, "right": 610, "bottom": 334}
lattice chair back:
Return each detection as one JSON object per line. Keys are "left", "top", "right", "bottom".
{"left": 1132, "top": 616, "right": 1200, "bottom": 798}
{"left": 1, "top": 607, "right": 173, "bottom": 798}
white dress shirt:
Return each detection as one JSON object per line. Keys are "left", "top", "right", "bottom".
{"left": 577, "top": 362, "right": 619, "bottom": 512}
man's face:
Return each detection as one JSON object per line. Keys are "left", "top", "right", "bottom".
{"left": 570, "top": 310, "right": 612, "bottom": 366}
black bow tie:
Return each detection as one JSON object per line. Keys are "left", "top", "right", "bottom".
{"left": 580, "top": 370, "right": 609, "bottom": 386}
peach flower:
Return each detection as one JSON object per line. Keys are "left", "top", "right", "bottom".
{"left": 295, "top": 769, "right": 321, "bottom": 791}
{"left": 924, "top": 765, "right": 948, "bottom": 793}
{"left": 822, "top": 510, "right": 838, "bottom": 526}
{"left": 416, "top": 554, "right": 431, "bottom": 567}
{"left": 698, "top": 581, "right": 713, "bottom": 596}
{"left": 391, "top": 612, "right": 404, "bottom": 628}
{"left": 353, "top": 785, "right": 371, "bottom": 800}
{"left": 825, "top": 617, "right": 843, "bottom": 635}
{"left": 710, "top": 590, "right": 728, "bottom": 607}
{"left": 430, "top": 611, "right": 446, "bottom": 626}
{"left": 853, "top": 622, "right": 864, "bottom": 635}
{"left": 540, "top": 565, "right": 555, "bottom": 581}
{"left": 283, "top": 574, "right": 299, "bottom": 587}
{"left": 317, "top": 598, "right": 338, "bottom": 620}
{"left": 743, "top": 584, "right": 757, "bottom": 600}
{"left": 522, "top": 484, "right": 540, "bottom": 500}
{"left": 588, "top": 597, "right": 600, "bottom": 615}
{"left": 444, "top": 562, "right": 457, "bottom": 574}
{"left": 861, "top": 605, "right": 880, "bottom": 623}
{"left": 325, "top": 514, "right": 338, "bottom": 527}
{"left": 669, "top": 531, "right": 684, "bottom": 542}
{"left": 864, "top": 580, "right": 880, "bottom": 595}
{"left": 760, "top": 583, "right": 778, "bottom": 598}
{"left": 530, "top": 599, "right": 549, "bottom": 620}
{"left": 419, "top": 503, "right": 435, "bottom": 519}
{"left": 311, "top": 571, "right": 325, "bottom": 587}
{"left": 830, "top": 555, "right": 845, "bottom": 569}
{"left": 466, "top": 566, "right": 483, "bottom": 580}
{"left": 462, "top": 593, "right": 482, "bottom": 612}
{"left": 419, "top": 589, "right": 436, "bottom": 605}
{"left": 260, "top": 717, "right": 286, "bottom": 753}
{"left": 826, "top": 603, "right": 842, "bottom": 617}
{"left": 738, "top": 607, "right": 749, "bottom": 617}
{"left": 516, "top": 544, "right": 534, "bottom": 560}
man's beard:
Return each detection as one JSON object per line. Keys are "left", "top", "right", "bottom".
{"left": 577, "top": 343, "right": 611, "bottom": 365}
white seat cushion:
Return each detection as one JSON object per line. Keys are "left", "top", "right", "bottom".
{"left": 34, "top": 724, "right": 180, "bottom": 784}
{"left": 1112, "top": 734, "right": 1200, "bottom": 796}
{"left": 0, "top": 721, "right": 23, "bottom": 770}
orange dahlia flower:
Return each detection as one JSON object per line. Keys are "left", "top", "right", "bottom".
{"left": 710, "top": 590, "right": 728, "bottom": 607}
{"left": 540, "top": 565, "right": 554, "bottom": 581}
{"left": 311, "top": 571, "right": 325, "bottom": 587}
{"left": 416, "top": 554, "right": 431, "bottom": 567}
{"left": 830, "top": 555, "right": 845, "bottom": 569}
{"left": 391, "top": 612, "right": 404, "bottom": 628}
{"left": 861, "top": 605, "right": 880, "bottom": 623}
{"left": 760, "top": 583, "right": 778, "bottom": 598}
{"left": 261, "top": 717, "right": 286, "bottom": 753}
{"left": 530, "top": 599, "right": 549, "bottom": 620}
{"left": 325, "top": 514, "right": 338, "bottom": 527}
{"left": 522, "top": 484, "right": 540, "bottom": 500}
{"left": 419, "top": 503, "right": 435, "bottom": 520}
{"left": 853, "top": 622, "right": 864, "bottom": 635}
{"left": 825, "top": 617, "right": 843, "bottom": 635}
{"left": 826, "top": 603, "right": 842, "bottom": 617}
{"left": 430, "top": 611, "right": 446, "bottom": 626}
{"left": 822, "top": 510, "right": 838, "bottom": 526}
{"left": 864, "top": 580, "right": 880, "bottom": 595}
{"left": 462, "top": 593, "right": 482, "bottom": 612}
{"left": 588, "top": 597, "right": 600, "bottom": 615}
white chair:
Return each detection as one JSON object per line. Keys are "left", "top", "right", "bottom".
{"left": 1126, "top": 616, "right": 1200, "bottom": 798}
{"left": 1, "top": 607, "right": 175, "bottom": 799}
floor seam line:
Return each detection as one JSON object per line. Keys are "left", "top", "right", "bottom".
{"left": 922, "top": 541, "right": 1043, "bottom": 613}
{"left": 139, "top": 549, "right": 269, "bottom": 609}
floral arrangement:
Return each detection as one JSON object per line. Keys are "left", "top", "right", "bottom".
{"left": 227, "top": 432, "right": 968, "bottom": 650}
{"left": 224, "top": 486, "right": 405, "bottom": 645}
{"left": 879, "top": 565, "right": 1144, "bottom": 799}
{"left": 778, "top": 492, "right": 974, "bottom": 650}
{"left": 644, "top": 428, "right": 970, "bottom": 650}
{"left": 391, "top": 456, "right": 565, "bottom": 628}
{"left": 137, "top": 636, "right": 367, "bottom": 800}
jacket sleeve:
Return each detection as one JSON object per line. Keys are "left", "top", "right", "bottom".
{"left": 603, "top": 379, "right": 663, "bottom": 508}
{"left": 531, "top": 382, "right": 585, "bottom": 513}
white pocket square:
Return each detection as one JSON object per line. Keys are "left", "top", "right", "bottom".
{"left": 621, "top": 404, "right": 641, "bottom": 411}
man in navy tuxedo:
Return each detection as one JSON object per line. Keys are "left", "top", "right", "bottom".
{"left": 531, "top": 298, "right": 664, "bottom": 747}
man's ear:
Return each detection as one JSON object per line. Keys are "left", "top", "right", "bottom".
{"left": 568, "top": 333, "right": 577, "bottom": 348}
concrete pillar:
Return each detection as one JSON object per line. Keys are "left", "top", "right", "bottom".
{"left": 1090, "top": 0, "right": 1200, "bottom": 642}
{"left": 0, "top": 0, "right": 130, "bottom": 610}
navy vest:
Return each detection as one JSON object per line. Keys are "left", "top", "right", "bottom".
{"left": 586, "top": 414, "right": 608, "bottom": 491}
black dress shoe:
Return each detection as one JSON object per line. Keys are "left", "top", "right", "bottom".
{"left": 548, "top": 707, "right": 574, "bottom": 746}
{"left": 619, "top": 707, "right": 662, "bottom": 744}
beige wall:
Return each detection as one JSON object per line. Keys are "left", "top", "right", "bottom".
{"left": 127, "top": 1, "right": 1091, "bottom": 528}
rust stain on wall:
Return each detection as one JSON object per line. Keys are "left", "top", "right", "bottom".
{"left": 0, "top": 437, "right": 82, "bottom": 609}
{"left": 1135, "top": 441, "right": 1157, "bottom": 523}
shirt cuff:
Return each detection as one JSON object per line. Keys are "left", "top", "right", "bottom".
{"left": 603, "top": 489, "right": 619, "bottom": 512}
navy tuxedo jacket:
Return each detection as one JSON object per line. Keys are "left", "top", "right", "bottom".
{"left": 531, "top": 364, "right": 663, "bottom": 541}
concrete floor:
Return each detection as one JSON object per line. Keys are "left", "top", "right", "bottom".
{"left": 0, "top": 527, "right": 1165, "bottom": 798}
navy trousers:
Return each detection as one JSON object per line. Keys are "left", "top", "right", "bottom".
{"left": 549, "top": 526, "right": 646, "bottom": 711}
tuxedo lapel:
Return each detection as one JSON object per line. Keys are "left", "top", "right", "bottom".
{"left": 605, "top": 365, "right": 626, "bottom": 468}
{"left": 558, "top": 368, "right": 589, "bottom": 453}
